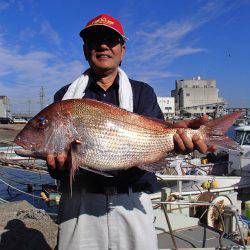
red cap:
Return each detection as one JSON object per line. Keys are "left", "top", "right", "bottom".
{"left": 79, "top": 14, "right": 127, "bottom": 41}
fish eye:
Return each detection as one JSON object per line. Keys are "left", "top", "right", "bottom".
{"left": 36, "top": 116, "right": 48, "bottom": 129}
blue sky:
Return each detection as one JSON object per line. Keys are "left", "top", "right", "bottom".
{"left": 0, "top": 0, "right": 249, "bottom": 113}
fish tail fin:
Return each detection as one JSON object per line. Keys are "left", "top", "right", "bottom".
{"left": 199, "top": 111, "right": 244, "bottom": 150}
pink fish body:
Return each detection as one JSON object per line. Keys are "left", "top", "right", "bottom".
{"left": 15, "top": 99, "right": 242, "bottom": 172}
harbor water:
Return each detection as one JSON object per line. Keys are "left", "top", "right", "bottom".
{"left": 0, "top": 165, "right": 58, "bottom": 213}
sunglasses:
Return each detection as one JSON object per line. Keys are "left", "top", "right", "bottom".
{"left": 84, "top": 28, "right": 124, "bottom": 48}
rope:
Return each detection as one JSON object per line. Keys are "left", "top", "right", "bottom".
{"left": 0, "top": 165, "right": 49, "bottom": 175}
{"left": 0, "top": 168, "right": 50, "bottom": 186}
{"left": 0, "top": 172, "right": 40, "bottom": 186}
{"left": 0, "top": 197, "right": 8, "bottom": 203}
{"left": 0, "top": 176, "right": 42, "bottom": 199}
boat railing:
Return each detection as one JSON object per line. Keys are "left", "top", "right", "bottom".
{"left": 0, "top": 145, "right": 47, "bottom": 172}
{"left": 152, "top": 200, "right": 246, "bottom": 250}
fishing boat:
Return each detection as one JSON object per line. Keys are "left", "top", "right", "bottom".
{"left": 228, "top": 125, "right": 250, "bottom": 176}
{"left": 152, "top": 184, "right": 248, "bottom": 249}
{"left": 151, "top": 125, "right": 250, "bottom": 248}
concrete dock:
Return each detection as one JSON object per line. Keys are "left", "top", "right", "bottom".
{"left": 0, "top": 200, "right": 58, "bottom": 249}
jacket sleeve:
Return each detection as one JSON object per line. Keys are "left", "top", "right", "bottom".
{"left": 54, "top": 84, "right": 70, "bottom": 102}
{"left": 136, "top": 84, "right": 164, "bottom": 121}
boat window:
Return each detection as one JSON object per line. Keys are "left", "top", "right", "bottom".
{"left": 243, "top": 132, "right": 250, "bottom": 145}
{"left": 235, "top": 131, "right": 244, "bottom": 145}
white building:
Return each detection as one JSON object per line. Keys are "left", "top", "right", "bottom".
{"left": 0, "top": 96, "right": 11, "bottom": 118}
{"left": 157, "top": 97, "right": 175, "bottom": 119}
{"left": 171, "top": 76, "right": 225, "bottom": 117}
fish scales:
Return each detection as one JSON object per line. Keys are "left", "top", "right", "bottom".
{"left": 67, "top": 101, "right": 196, "bottom": 170}
{"left": 14, "top": 99, "right": 242, "bottom": 173}
{"left": 54, "top": 101, "right": 162, "bottom": 169}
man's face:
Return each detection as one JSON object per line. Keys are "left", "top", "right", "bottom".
{"left": 84, "top": 27, "right": 125, "bottom": 74}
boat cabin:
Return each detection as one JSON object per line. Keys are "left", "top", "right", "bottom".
{"left": 235, "top": 125, "right": 250, "bottom": 147}
{"left": 228, "top": 125, "right": 250, "bottom": 174}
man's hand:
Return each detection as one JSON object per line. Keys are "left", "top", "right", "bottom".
{"left": 172, "top": 115, "right": 216, "bottom": 154}
{"left": 46, "top": 140, "right": 82, "bottom": 176}
{"left": 47, "top": 151, "right": 68, "bottom": 172}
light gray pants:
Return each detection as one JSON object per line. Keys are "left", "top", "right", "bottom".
{"left": 57, "top": 187, "right": 158, "bottom": 250}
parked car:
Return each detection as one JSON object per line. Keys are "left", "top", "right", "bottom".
{"left": 0, "top": 117, "right": 14, "bottom": 124}
{"left": 12, "top": 117, "right": 28, "bottom": 124}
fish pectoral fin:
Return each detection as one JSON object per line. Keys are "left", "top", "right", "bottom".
{"left": 79, "top": 166, "right": 114, "bottom": 177}
{"left": 68, "top": 140, "right": 83, "bottom": 196}
{"left": 138, "top": 159, "right": 172, "bottom": 172}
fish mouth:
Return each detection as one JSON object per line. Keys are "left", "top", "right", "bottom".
{"left": 14, "top": 135, "right": 35, "bottom": 151}
{"left": 14, "top": 136, "right": 45, "bottom": 159}
{"left": 14, "top": 148, "right": 46, "bottom": 160}
{"left": 15, "top": 148, "right": 35, "bottom": 157}
{"left": 14, "top": 134, "right": 28, "bottom": 148}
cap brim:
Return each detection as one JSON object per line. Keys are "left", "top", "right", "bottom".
{"left": 79, "top": 24, "right": 128, "bottom": 41}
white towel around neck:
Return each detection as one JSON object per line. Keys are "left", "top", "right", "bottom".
{"left": 62, "top": 68, "right": 133, "bottom": 112}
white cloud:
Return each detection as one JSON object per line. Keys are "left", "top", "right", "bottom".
{"left": 19, "top": 28, "right": 36, "bottom": 41}
{"left": 130, "top": 70, "right": 180, "bottom": 84}
{"left": 124, "top": 0, "right": 240, "bottom": 84}
{"left": 0, "top": 0, "right": 24, "bottom": 12}
{"left": 40, "top": 20, "right": 61, "bottom": 46}
{"left": 128, "top": 20, "right": 202, "bottom": 63}
{"left": 124, "top": 19, "right": 204, "bottom": 83}
{"left": 174, "top": 47, "right": 205, "bottom": 57}
{"left": 0, "top": 1, "right": 9, "bottom": 11}
{"left": 0, "top": 35, "right": 83, "bottom": 112}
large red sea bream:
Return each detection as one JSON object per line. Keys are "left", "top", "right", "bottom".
{"left": 14, "top": 99, "right": 242, "bottom": 185}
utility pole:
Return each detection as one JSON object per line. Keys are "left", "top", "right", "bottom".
{"left": 27, "top": 100, "right": 31, "bottom": 115}
{"left": 39, "top": 86, "right": 45, "bottom": 110}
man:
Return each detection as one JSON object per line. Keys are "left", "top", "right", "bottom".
{"left": 47, "top": 14, "right": 211, "bottom": 250}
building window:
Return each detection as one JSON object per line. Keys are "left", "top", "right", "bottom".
{"left": 186, "top": 93, "right": 190, "bottom": 96}
{"left": 165, "top": 107, "right": 172, "bottom": 111}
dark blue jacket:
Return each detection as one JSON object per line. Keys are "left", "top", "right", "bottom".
{"left": 50, "top": 76, "right": 164, "bottom": 193}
